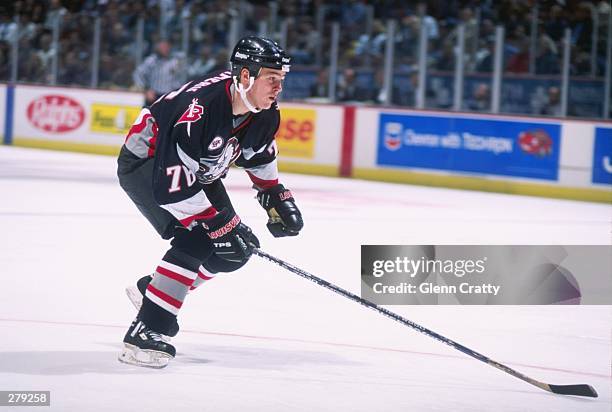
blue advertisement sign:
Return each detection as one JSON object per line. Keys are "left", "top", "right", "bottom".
{"left": 592, "top": 127, "right": 612, "bottom": 185}
{"left": 377, "top": 113, "right": 561, "bottom": 180}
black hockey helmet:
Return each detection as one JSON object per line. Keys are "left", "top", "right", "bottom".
{"left": 230, "top": 36, "right": 291, "bottom": 80}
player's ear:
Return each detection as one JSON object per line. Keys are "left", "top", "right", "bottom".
{"left": 240, "top": 68, "right": 250, "bottom": 87}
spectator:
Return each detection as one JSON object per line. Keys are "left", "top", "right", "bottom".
{"left": 35, "top": 31, "right": 54, "bottom": 83}
{"left": 416, "top": 2, "right": 440, "bottom": 41}
{"left": 17, "top": 37, "right": 44, "bottom": 83}
{"left": 309, "top": 68, "right": 329, "bottom": 99}
{"left": 465, "top": 83, "right": 490, "bottom": 112}
{"left": 18, "top": 12, "right": 38, "bottom": 42}
{"left": 188, "top": 46, "right": 227, "bottom": 80}
{"left": 341, "top": 0, "right": 368, "bottom": 38}
{"left": 44, "top": 0, "right": 67, "bottom": 30}
{"left": 0, "top": 11, "right": 17, "bottom": 42}
{"left": 0, "top": 40, "right": 10, "bottom": 80}
{"left": 336, "top": 68, "right": 370, "bottom": 102}
{"left": 403, "top": 71, "right": 420, "bottom": 107}
{"left": 506, "top": 38, "right": 529, "bottom": 73}
{"left": 571, "top": 46, "right": 592, "bottom": 75}
{"left": 58, "top": 49, "right": 88, "bottom": 86}
{"left": 434, "top": 39, "right": 455, "bottom": 71}
{"left": 287, "top": 18, "right": 316, "bottom": 65}
{"left": 458, "top": 7, "right": 479, "bottom": 60}
{"left": 133, "top": 39, "right": 186, "bottom": 106}
{"left": 540, "top": 86, "right": 562, "bottom": 117}
{"left": 570, "top": 2, "right": 594, "bottom": 51}
{"left": 354, "top": 19, "right": 385, "bottom": 63}
{"left": 396, "top": 15, "right": 420, "bottom": 59}
{"left": 535, "top": 34, "right": 560, "bottom": 75}
{"left": 104, "top": 22, "right": 131, "bottom": 56}
{"left": 543, "top": 5, "right": 568, "bottom": 42}
{"left": 371, "top": 68, "right": 406, "bottom": 106}
{"left": 475, "top": 38, "right": 495, "bottom": 73}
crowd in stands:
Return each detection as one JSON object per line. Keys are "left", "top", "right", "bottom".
{"left": 0, "top": 0, "right": 609, "bottom": 117}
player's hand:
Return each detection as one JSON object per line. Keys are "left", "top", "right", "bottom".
{"left": 257, "top": 184, "right": 303, "bottom": 237}
{"left": 202, "top": 209, "right": 260, "bottom": 263}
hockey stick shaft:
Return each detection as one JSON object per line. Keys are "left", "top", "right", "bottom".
{"left": 254, "top": 248, "right": 598, "bottom": 398}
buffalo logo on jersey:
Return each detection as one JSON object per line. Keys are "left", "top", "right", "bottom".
{"left": 175, "top": 98, "right": 204, "bottom": 137}
{"left": 197, "top": 137, "right": 241, "bottom": 184}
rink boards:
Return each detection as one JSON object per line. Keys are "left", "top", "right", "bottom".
{"left": 0, "top": 83, "right": 610, "bottom": 202}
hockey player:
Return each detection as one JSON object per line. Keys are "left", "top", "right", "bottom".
{"left": 116, "top": 36, "right": 303, "bottom": 368}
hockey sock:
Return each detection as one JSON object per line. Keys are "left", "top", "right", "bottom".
{"left": 190, "top": 263, "right": 218, "bottom": 291}
{"left": 138, "top": 248, "right": 199, "bottom": 334}
{"left": 190, "top": 253, "right": 250, "bottom": 291}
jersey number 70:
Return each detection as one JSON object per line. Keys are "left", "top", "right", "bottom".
{"left": 166, "top": 165, "right": 196, "bottom": 193}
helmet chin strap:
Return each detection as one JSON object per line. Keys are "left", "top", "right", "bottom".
{"left": 233, "top": 75, "right": 261, "bottom": 113}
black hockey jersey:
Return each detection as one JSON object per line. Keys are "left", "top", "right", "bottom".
{"left": 123, "top": 70, "right": 281, "bottom": 228}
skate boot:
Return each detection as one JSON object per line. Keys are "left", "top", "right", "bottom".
{"left": 125, "top": 275, "right": 179, "bottom": 338}
{"left": 118, "top": 319, "right": 176, "bottom": 369}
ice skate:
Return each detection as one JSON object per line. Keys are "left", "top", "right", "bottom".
{"left": 118, "top": 319, "right": 176, "bottom": 369}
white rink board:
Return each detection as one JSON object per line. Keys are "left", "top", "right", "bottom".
{"left": 13, "top": 85, "right": 143, "bottom": 146}
{"left": 558, "top": 120, "right": 599, "bottom": 187}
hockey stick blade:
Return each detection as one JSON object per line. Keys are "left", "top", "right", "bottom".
{"left": 254, "top": 249, "right": 599, "bottom": 398}
{"left": 549, "top": 384, "right": 598, "bottom": 397}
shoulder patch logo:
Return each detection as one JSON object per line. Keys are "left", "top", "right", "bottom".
{"left": 208, "top": 136, "right": 224, "bottom": 151}
{"left": 175, "top": 98, "right": 204, "bottom": 137}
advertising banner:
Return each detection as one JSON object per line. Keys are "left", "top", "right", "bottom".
{"left": 377, "top": 113, "right": 561, "bottom": 180}
{"left": 275, "top": 107, "right": 317, "bottom": 158}
{"left": 592, "top": 127, "right": 612, "bottom": 185}
{"left": 90, "top": 103, "right": 142, "bottom": 135}
{"left": 13, "top": 85, "right": 143, "bottom": 147}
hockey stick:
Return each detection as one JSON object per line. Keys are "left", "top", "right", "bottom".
{"left": 253, "top": 248, "right": 598, "bottom": 398}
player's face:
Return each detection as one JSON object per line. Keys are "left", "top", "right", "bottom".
{"left": 249, "top": 68, "right": 285, "bottom": 109}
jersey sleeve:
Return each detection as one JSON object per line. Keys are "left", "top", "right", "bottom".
{"left": 235, "top": 105, "right": 281, "bottom": 190}
{"left": 151, "top": 98, "right": 218, "bottom": 228}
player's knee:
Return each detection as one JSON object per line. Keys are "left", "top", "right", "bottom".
{"left": 170, "top": 226, "right": 213, "bottom": 262}
{"left": 203, "top": 253, "right": 249, "bottom": 273}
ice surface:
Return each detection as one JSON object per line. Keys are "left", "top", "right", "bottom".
{"left": 0, "top": 146, "right": 610, "bottom": 411}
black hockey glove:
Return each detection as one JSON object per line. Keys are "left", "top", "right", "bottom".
{"left": 257, "top": 184, "right": 303, "bottom": 237}
{"left": 202, "top": 209, "right": 260, "bottom": 263}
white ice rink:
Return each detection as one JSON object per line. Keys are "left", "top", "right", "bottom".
{"left": 0, "top": 146, "right": 610, "bottom": 411}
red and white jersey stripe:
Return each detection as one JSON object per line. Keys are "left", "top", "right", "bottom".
{"left": 124, "top": 108, "right": 158, "bottom": 159}
{"left": 160, "top": 192, "right": 217, "bottom": 228}
{"left": 245, "top": 159, "right": 279, "bottom": 190}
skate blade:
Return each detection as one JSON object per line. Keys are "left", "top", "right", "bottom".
{"left": 125, "top": 286, "right": 143, "bottom": 311}
{"left": 118, "top": 344, "right": 173, "bottom": 369}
